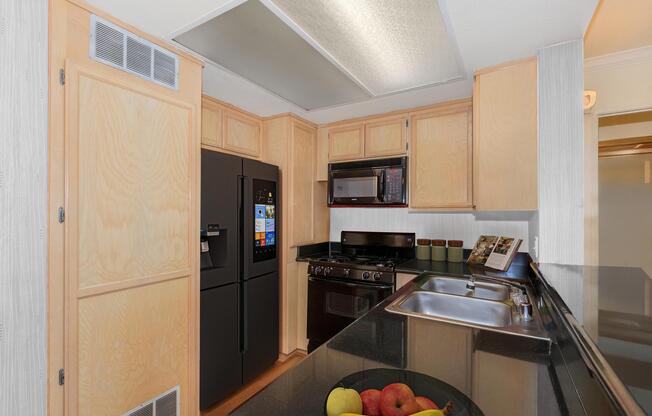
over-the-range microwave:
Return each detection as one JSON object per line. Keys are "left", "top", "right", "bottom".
{"left": 328, "top": 156, "right": 408, "bottom": 207}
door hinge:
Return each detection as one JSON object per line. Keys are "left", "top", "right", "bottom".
{"left": 58, "top": 207, "right": 65, "bottom": 223}
{"left": 59, "top": 68, "right": 65, "bottom": 85}
{"left": 58, "top": 368, "right": 65, "bottom": 385}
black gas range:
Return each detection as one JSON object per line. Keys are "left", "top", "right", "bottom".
{"left": 307, "top": 231, "right": 415, "bottom": 352}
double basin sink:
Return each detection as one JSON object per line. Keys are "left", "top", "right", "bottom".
{"left": 386, "top": 274, "right": 548, "bottom": 340}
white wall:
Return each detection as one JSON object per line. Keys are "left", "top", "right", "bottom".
{"left": 330, "top": 209, "right": 533, "bottom": 252}
{"left": 0, "top": 0, "right": 48, "bottom": 414}
{"left": 536, "top": 40, "right": 585, "bottom": 265}
{"left": 585, "top": 45, "right": 652, "bottom": 116}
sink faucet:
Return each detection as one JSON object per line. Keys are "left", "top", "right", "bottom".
{"left": 466, "top": 275, "right": 476, "bottom": 291}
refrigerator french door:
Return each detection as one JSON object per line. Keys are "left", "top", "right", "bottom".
{"left": 200, "top": 150, "right": 279, "bottom": 410}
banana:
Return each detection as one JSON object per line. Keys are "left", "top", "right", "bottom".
{"left": 338, "top": 413, "right": 365, "bottom": 416}
{"left": 409, "top": 400, "right": 454, "bottom": 416}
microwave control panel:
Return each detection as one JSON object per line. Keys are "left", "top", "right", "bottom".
{"left": 384, "top": 167, "right": 404, "bottom": 203}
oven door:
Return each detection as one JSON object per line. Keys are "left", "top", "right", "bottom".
{"left": 329, "top": 168, "right": 385, "bottom": 205}
{"left": 307, "top": 276, "right": 393, "bottom": 352}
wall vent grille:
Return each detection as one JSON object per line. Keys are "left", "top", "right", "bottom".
{"left": 123, "top": 386, "right": 179, "bottom": 416}
{"left": 90, "top": 15, "right": 178, "bottom": 90}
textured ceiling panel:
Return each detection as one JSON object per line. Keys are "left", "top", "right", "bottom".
{"left": 268, "top": 0, "right": 464, "bottom": 95}
{"left": 174, "top": 0, "right": 370, "bottom": 110}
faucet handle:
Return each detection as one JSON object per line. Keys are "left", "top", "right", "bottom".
{"left": 520, "top": 302, "right": 533, "bottom": 321}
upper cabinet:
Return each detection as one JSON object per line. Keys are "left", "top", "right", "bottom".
{"left": 327, "top": 117, "right": 408, "bottom": 163}
{"left": 328, "top": 123, "right": 365, "bottom": 161}
{"left": 410, "top": 101, "right": 473, "bottom": 209}
{"left": 365, "top": 116, "right": 408, "bottom": 158}
{"left": 473, "top": 58, "right": 538, "bottom": 210}
{"left": 201, "top": 96, "right": 262, "bottom": 159}
{"left": 290, "top": 121, "right": 317, "bottom": 246}
{"left": 223, "top": 109, "right": 262, "bottom": 158}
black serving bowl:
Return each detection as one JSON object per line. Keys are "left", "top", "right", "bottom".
{"left": 324, "top": 368, "right": 484, "bottom": 416}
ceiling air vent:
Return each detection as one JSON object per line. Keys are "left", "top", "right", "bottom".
{"left": 90, "top": 15, "right": 178, "bottom": 90}
{"left": 123, "top": 386, "right": 179, "bottom": 416}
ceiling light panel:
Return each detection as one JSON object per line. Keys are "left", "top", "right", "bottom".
{"left": 174, "top": 0, "right": 370, "bottom": 110}
{"left": 268, "top": 0, "right": 464, "bottom": 96}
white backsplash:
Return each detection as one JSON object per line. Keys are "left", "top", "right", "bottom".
{"left": 330, "top": 208, "right": 535, "bottom": 252}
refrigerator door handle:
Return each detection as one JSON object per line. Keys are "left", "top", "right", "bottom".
{"left": 242, "top": 281, "right": 249, "bottom": 352}
{"left": 237, "top": 175, "right": 244, "bottom": 352}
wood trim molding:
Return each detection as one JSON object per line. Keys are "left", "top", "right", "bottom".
{"left": 473, "top": 56, "right": 537, "bottom": 76}
{"left": 599, "top": 136, "right": 652, "bottom": 158}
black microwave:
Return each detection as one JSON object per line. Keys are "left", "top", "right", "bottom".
{"left": 328, "top": 157, "right": 408, "bottom": 206}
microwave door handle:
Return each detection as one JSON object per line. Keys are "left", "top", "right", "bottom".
{"left": 377, "top": 172, "right": 385, "bottom": 202}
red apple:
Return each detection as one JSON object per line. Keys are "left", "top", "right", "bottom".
{"left": 415, "top": 396, "right": 439, "bottom": 410}
{"left": 380, "top": 383, "right": 421, "bottom": 416}
{"left": 360, "top": 389, "right": 382, "bottom": 416}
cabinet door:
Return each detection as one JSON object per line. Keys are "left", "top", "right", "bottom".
{"left": 396, "top": 273, "right": 417, "bottom": 290}
{"left": 223, "top": 109, "right": 262, "bottom": 158}
{"left": 328, "top": 123, "right": 364, "bottom": 161}
{"left": 290, "top": 122, "right": 315, "bottom": 246}
{"left": 474, "top": 58, "right": 538, "bottom": 210}
{"left": 364, "top": 116, "right": 407, "bottom": 158}
{"left": 201, "top": 105, "right": 222, "bottom": 148}
{"left": 296, "top": 262, "right": 309, "bottom": 351}
{"left": 410, "top": 103, "right": 473, "bottom": 209}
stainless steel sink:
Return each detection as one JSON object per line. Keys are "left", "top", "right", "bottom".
{"left": 385, "top": 273, "right": 550, "bottom": 341}
{"left": 392, "top": 291, "right": 512, "bottom": 327}
{"left": 420, "top": 276, "right": 510, "bottom": 301}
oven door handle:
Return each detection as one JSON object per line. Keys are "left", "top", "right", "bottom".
{"left": 309, "top": 276, "right": 394, "bottom": 290}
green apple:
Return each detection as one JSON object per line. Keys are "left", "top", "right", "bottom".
{"left": 326, "top": 387, "right": 363, "bottom": 416}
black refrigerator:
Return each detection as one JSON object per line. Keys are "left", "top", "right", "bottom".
{"left": 200, "top": 150, "right": 279, "bottom": 410}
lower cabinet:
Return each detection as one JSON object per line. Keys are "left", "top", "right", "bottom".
{"left": 396, "top": 272, "right": 417, "bottom": 290}
{"left": 297, "top": 262, "right": 310, "bottom": 351}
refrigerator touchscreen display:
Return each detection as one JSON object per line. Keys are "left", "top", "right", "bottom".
{"left": 253, "top": 179, "right": 276, "bottom": 262}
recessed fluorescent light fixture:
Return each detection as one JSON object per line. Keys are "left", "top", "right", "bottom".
{"left": 265, "top": 0, "right": 465, "bottom": 96}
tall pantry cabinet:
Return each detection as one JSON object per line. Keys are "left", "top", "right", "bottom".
{"left": 262, "top": 115, "right": 329, "bottom": 355}
{"left": 48, "top": 1, "right": 202, "bottom": 414}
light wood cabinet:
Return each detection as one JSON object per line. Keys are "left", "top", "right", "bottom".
{"left": 473, "top": 58, "right": 538, "bottom": 210}
{"left": 296, "top": 262, "right": 309, "bottom": 351}
{"left": 290, "top": 121, "right": 316, "bottom": 246}
{"left": 365, "top": 116, "right": 408, "bottom": 158}
{"left": 201, "top": 104, "right": 222, "bottom": 148}
{"left": 328, "top": 123, "right": 365, "bottom": 161}
{"left": 316, "top": 127, "right": 329, "bottom": 181}
{"left": 396, "top": 273, "right": 417, "bottom": 290}
{"left": 410, "top": 101, "right": 473, "bottom": 209}
{"left": 223, "top": 108, "right": 262, "bottom": 158}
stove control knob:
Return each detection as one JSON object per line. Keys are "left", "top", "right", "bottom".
{"left": 323, "top": 267, "right": 331, "bottom": 276}
{"left": 362, "top": 271, "right": 371, "bottom": 280}
{"left": 373, "top": 272, "right": 382, "bottom": 281}
{"left": 343, "top": 269, "right": 350, "bottom": 278}
{"left": 314, "top": 266, "right": 323, "bottom": 275}
{"left": 308, "top": 265, "right": 314, "bottom": 274}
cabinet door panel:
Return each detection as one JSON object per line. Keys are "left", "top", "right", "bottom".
{"left": 223, "top": 109, "right": 261, "bottom": 157}
{"left": 291, "top": 123, "right": 315, "bottom": 245}
{"left": 410, "top": 104, "right": 473, "bottom": 208}
{"left": 201, "top": 105, "right": 222, "bottom": 148}
{"left": 474, "top": 59, "right": 537, "bottom": 210}
{"left": 365, "top": 117, "right": 407, "bottom": 158}
{"left": 328, "top": 123, "right": 364, "bottom": 161}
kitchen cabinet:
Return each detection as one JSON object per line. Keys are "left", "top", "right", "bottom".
{"left": 262, "top": 115, "right": 328, "bottom": 355}
{"left": 473, "top": 58, "right": 538, "bottom": 210}
{"left": 316, "top": 127, "right": 329, "bottom": 181}
{"left": 290, "top": 121, "right": 316, "bottom": 246}
{"left": 364, "top": 115, "right": 408, "bottom": 158}
{"left": 396, "top": 272, "right": 417, "bottom": 290}
{"left": 410, "top": 100, "right": 473, "bottom": 209}
{"left": 201, "top": 103, "right": 222, "bottom": 148}
{"left": 223, "top": 108, "right": 262, "bottom": 158}
{"left": 328, "top": 123, "right": 365, "bottom": 161}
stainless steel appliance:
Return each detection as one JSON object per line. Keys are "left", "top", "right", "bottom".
{"left": 200, "top": 150, "right": 279, "bottom": 410}
{"left": 328, "top": 156, "right": 408, "bottom": 206}
{"left": 307, "top": 231, "right": 415, "bottom": 352}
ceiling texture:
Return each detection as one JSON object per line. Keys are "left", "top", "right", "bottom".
{"left": 86, "top": 0, "right": 599, "bottom": 123}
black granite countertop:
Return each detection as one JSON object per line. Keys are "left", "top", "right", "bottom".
{"left": 233, "top": 273, "right": 562, "bottom": 415}
{"left": 535, "top": 263, "right": 652, "bottom": 413}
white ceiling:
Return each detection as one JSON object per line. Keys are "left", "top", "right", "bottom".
{"left": 86, "top": 0, "right": 599, "bottom": 123}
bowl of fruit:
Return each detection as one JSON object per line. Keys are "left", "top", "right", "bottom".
{"left": 324, "top": 368, "right": 484, "bottom": 416}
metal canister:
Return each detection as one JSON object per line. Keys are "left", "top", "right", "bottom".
{"left": 447, "top": 240, "right": 464, "bottom": 263}
{"left": 431, "top": 239, "right": 447, "bottom": 262}
{"left": 416, "top": 239, "right": 431, "bottom": 260}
